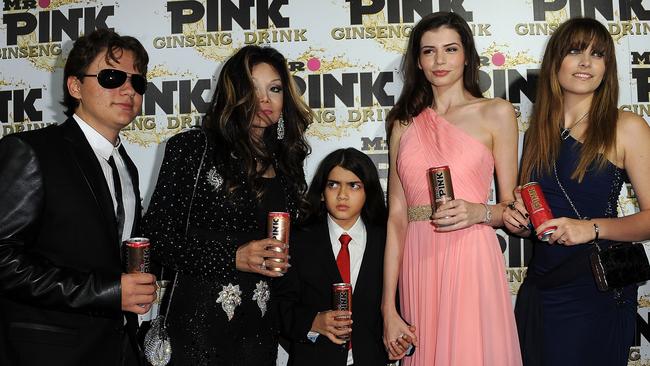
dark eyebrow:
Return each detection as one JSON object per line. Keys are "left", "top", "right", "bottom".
{"left": 421, "top": 42, "right": 460, "bottom": 49}
{"left": 327, "top": 179, "right": 362, "bottom": 185}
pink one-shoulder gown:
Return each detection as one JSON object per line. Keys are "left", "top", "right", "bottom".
{"left": 397, "top": 108, "right": 522, "bottom": 366}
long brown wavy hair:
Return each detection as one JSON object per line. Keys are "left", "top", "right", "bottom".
{"left": 203, "top": 45, "right": 312, "bottom": 197}
{"left": 520, "top": 17, "right": 618, "bottom": 183}
{"left": 386, "top": 11, "right": 482, "bottom": 136}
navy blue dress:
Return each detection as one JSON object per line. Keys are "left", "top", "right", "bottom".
{"left": 527, "top": 136, "right": 636, "bottom": 366}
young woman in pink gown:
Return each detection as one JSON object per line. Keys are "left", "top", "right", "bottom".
{"left": 381, "top": 12, "right": 522, "bottom": 365}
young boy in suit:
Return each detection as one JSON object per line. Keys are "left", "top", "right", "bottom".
{"left": 277, "top": 148, "right": 389, "bottom": 366}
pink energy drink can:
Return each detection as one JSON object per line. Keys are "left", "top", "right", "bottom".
{"left": 267, "top": 212, "right": 290, "bottom": 272}
{"left": 332, "top": 282, "right": 352, "bottom": 341}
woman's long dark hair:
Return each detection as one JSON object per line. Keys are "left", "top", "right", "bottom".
{"left": 386, "top": 11, "right": 482, "bottom": 137}
{"left": 302, "top": 148, "right": 387, "bottom": 227}
{"left": 202, "top": 45, "right": 312, "bottom": 197}
{"left": 519, "top": 17, "right": 618, "bottom": 183}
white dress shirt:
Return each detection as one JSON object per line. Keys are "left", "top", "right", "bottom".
{"left": 327, "top": 214, "right": 367, "bottom": 292}
{"left": 73, "top": 114, "right": 136, "bottom": 244}
{"left": 328, "top": 214, "right": 367, "bottom": 366}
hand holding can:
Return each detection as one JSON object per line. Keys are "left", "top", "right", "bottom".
{"left": 428, "top": 166, "right": 454, "bottom": 224}
{"left": 332, "top": 283, "right": 352, "bottom": 341}
{"left": 124, "top": 237, "right": 153, "bottom": 310}
{"left": 520, "top": 182, "right": 556, "bottom": 241}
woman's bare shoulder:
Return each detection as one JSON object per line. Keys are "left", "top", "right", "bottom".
{"left": 473, "top": 97, "right": 517, "bottom": 129}
{"left": 617, "top": 110, "right": 650, "bottom": 143}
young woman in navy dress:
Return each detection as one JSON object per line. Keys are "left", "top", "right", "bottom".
{"left": 504, "top": 18, "right": 650, "bottom": 366}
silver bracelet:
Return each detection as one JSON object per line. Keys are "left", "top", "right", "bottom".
{"left": 481, "top": 203, "right": 492, "bottom": 225}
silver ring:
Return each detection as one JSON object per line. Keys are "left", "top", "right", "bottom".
{"left": 261, "top": 260, "right": 267, "bottom": 269}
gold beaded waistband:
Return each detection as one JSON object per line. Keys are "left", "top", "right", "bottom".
{"left": 407, "top": 205, "right": 432, "bottom": 222}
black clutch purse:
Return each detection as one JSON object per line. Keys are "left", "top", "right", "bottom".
{"left": 590, "top": 242, "right": 650, "bottom": 291}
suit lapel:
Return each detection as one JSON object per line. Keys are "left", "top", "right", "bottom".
{"left": 314, "top": 221, "right": 343, "bottom": 285}
{"left": 60, "top": 119, "right": 120, "bottom": 251}
{"left": 352, "top": 224, "right": 380, "bottom": 299}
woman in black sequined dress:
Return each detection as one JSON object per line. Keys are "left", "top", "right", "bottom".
{"left": 142, "top": 45, "right": 312, "bottom": 365}
{"left": 503, "top": 18, "right": 650, "bottom": 366}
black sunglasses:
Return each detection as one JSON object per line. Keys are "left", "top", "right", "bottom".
{"left": 82, "top": 69, "right": 147, "bottom": 95}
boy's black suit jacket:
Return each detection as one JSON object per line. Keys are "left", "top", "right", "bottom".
{"left": 276, "top": 218, "right": 388, "bottom": 366}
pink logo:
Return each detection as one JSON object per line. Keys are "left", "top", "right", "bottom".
{"left": 307, "top": 58, "right": 321, "bottom": 72}
{"left": 491, "top": 52, "right": 505, "bottom": 67}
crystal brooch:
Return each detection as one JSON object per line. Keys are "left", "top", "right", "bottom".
{"left": 216, "top": 283, "right": 241, "bottom": 321}
{"left": 252, "top": 280, "right": 270, "bottom": 316}
{"left": 206, "top": 166, "right": 223, "bottom": 191}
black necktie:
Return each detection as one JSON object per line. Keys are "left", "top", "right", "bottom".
{"left": 107, "top": 155, "right": 124, "bottom": 243}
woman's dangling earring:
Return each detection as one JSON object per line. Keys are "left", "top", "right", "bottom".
{"left": 277, "top": 113, "right": 285, "bottom": 140}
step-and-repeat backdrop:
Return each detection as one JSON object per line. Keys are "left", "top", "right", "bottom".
{"left": 1, "top": 0, "right": 649, "bottom": 364}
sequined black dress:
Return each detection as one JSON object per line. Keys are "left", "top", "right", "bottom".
{"left": 142, "top": 129, "right": 302, "bottom": 366}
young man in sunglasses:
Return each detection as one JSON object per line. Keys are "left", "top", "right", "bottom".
{"left": 0, "top": 28, "right": 156, "bottom": 366}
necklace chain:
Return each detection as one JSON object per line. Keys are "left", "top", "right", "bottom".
{"left": 552, "top": 162, "right": 584, "bottom": 219}
{"left": 560, "top": 111, "right": 589, "bottom": 140}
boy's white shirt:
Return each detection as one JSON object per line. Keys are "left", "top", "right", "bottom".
{"left": 307, "top": 215, "right": 367, "bottom": 366}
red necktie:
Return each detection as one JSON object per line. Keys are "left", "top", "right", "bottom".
{"left": 337, "top": 233, "right": 352, "bottom": 350}
{"left": 337, "top": 234, "right": 351, "bottom": 284}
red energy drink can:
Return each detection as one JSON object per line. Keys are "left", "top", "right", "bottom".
{"left": 332, "top": 282, "right": 352, "bottom": 341}
{"left": 428, "top": 166, "right": 455, "bottom": 212}
{"left": 125, "top": 237, "right": 150, "bottom": 273}
{"left": 520, "top": 182, "right": 556, "bottom": 241}
{"left": 267, "top": 212, "right": 290, "bottom": 272}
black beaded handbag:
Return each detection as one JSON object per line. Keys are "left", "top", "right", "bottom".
{"left": 590, "top": 241, "right": 650, "bottom": 291}
{"left": 554, "top": 162, "right": 650, "bottom": 292}
{"left": 144, "top": 130, "right": 209, "bottom": 365}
